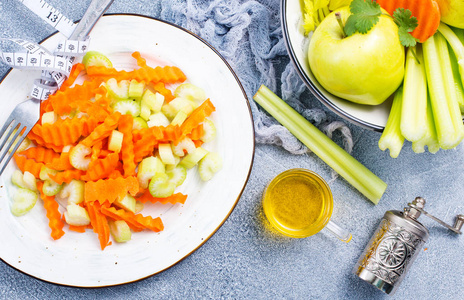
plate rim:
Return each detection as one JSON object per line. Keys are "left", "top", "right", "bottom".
{"left": 0, "top": 12, "right": 256, "bottom": 288}
{"left": 280, "top": 0, "right": 384, "bottom": 132}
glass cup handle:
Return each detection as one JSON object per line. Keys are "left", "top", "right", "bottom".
{"left": 325, "top": 220, "right": 352, "bottom": 243}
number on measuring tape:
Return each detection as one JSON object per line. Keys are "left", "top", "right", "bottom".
{"left": 18, "top": 0, "right": 76, "bottom": 38}
{"left": 1, "top": 0, "right": 91, "bottom": 100}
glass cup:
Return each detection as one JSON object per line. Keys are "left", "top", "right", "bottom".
{"left": 262, "top": 168, "right": 352, "bottom": 242}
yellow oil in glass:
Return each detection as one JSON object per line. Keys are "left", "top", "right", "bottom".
{"left": 263, "top": 169, "right": 333, "bottom": 238}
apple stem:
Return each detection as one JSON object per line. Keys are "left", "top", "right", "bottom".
{"left": 335, "top": 12, "right": 346, "bottom": 39}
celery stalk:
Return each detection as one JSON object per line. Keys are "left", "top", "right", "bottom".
{"left": 423, "top": 31, "right": 464, "bottom": 149}
{"left": 412, "top": 95, "right": 440, "bottom": 154}
{"left": 253, "top": 85, "right": 387, "bottom": 204}
{"left": 379, "top": 86, "right": 405, "bottom": 158}
{"left": 449, "top": 41, "right": 464, "bottom": 113}
{"left": 401, "top": 46, "right": 427, "bottom": 142}
{"left": 437, "top": 23, "right": 464, "bottom": 88}
{"left": 452, "top": 27, "right": 464, "bottom": 44}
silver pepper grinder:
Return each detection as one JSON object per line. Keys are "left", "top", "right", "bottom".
{"left": 353, "top": 197, "right": 463, "bottom": 295}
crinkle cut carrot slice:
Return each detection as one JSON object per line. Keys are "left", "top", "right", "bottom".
{"left": 37, "top": 181, "right": 65, "bottom": 240}
{"left": 81, "top": 112, "right": 121, "bottom": 148}
{"left": 100, "top": 206, "right": 164, "bottom": 232}
{"left": 13, "top": 154, "right": 44, "bottom": 178}
{"left": 180, "top": 99, "right": 215, "bottom": 136}
{"left": 136, "top": 190, "right": 187, "bottom": 205}
{"left": 118, "top": 115, "right": 137, "bottom": 177}
{"left": 86, "top": 201, "right": 111, "bottom": 250}
{"left": 18, "top": 146, "right": 59, "bottom": 164}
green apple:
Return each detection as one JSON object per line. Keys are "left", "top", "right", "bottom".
{"left": 307, "top": 7, "right": 405, "bottom": 105}
{"left": 435, "top": 0, "right": 464, "bottom": 28}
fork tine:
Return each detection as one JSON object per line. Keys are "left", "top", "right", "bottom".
{"left": 0, "top": 118, "right": 19, "bottom": 154}
{"left": 0, "top": 124, "right": 32, "bottom": 176}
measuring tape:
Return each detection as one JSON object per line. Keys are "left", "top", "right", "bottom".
{"left": 0, "top": 0, "right": 90, "bottom": 100}
{"left": 18, "top": 0, "right": 76, "bottom": 38}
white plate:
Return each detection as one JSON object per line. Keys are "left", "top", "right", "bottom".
{"left": 281, "top": 0, "right": 391, "bottom": 131}
{"left": 0, "top": 14, "right": 255, "bottom": 287}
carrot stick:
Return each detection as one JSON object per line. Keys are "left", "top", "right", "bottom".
{"left": 87, "top": 52, "right": 186, "bottom": 85}
{"left": 80, "top": 112, "right": 121, "bottom": 148}
{"left": 86, "top": 201, "right": 111, "bottom": 250}
{"left": 82, "top": 153, "right": 120, "bottom": 181}
{"left": 13, "top": 154, "right": 44, "bottom": 178}
{"left": 37, "top": 181, "right": 65, "bottom": 240}
{"left": 118, "top": 115, "right": 137, "bottom": 177}
{"left": 59, "top": 63, "right": 85, "bottom": 91}
{"left": 181, "top": 99, "right": 215, "bottom": 136}
{"left": 100, "top": 206, "right": 164, "bottom": 232}
{"left": 49, "top": 169, "right": 84, "bottom": 184}
{"left": 136, "top": 190, "right": 188, "bottom": 205}
{"left": 84, "top": 176, "right": 139, "bottom": 204}
{"left": 18, "top": 146, "right": 59, "bottom": 164}
{"left": 45, "top": 152, "right": 74, "bottom": 171}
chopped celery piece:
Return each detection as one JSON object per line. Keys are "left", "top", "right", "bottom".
{"left": 379, "top": 87, "right": 405, "bottom": 158}
{"left": 174, "top": 83, "right": 206, "bottom": 103}
{"left": 142, "top": 90, "right": 164, "bottom": 112}
{"left": 135, "top": 202, "right": 144, "bottom": 214}
{"left": 171, "top": 110, "right": 188, "bottom": 126}
{"left": 62, "top": 145, "right": 72, "bottom": 153}
{"left": 41, "top": 111, "right": 57, "bottom": 125}
{"left": 133, "top": 117, "right": 148, "bottom": 130}
{"left": 64, "top": 204, "right": 90, "bottom": 226}
{"left": 42, "top": 179, "right": 63, "bottom": 196}
{"left": 147, "top": 112, "right": 170, "bottom": 127}
{"left": 158, "top": 143, "right": 176, "bottom": 165}
{"left": 137, "top": 156, "right": 165, "bottom": 189}
{"left": 253, "top": 85, "right": 387, "bottom": 204}
{"left": 180, "top": 147, "right": 209, "bottom": 169}
{"left": 201, "top": 118, "right": 216, "bottom": 143}
{"left": 59, "top": 180, "right": 85, "bottom": 205}
{"left": 161, "top": 103, "right": 177, "bottom": 120}
{"left": 128, "top": 79, "right": 145, "bottom": 99}
{"left": 69, "top": 144, "right": 91, "bottom": 171}
{"left": 11, "top": 188, "right": 38, "bottom": 216}
{"left": 162, "top": 98, "right": 196, "bottom": 119}
{"left": 7, "top": 130, "right": 31, "bottom": 153}
{"left": 14, "top": 137, "right": 31, "bottom": 153}
{"left": 140, "top": 102, "right": 151, "bottom": 120}
{"left": 109, "top": 220, "right": 132, "bottom": 243}
{"left": 198, "top": 152, "right": 223, "bottom": 181}
{"left": 423, "top": 31, "right": 464, "bottom": 149}
{"left": 11, "top": 170, "right": 27, "bottom": 189}
{"left": 108, "top": 130, "right": 124, "bottom": 153}
{"left": 169, "top": 97, "right": 197, "bottom": 115}
{"left": 114, "top": 194, "right": 136, "bottom": 213}
{"left": 148, "top": 173, "right": 176, "bottom": 198}
{"left": 401, "top": 45, "right": 427, "bottom": 142}
{"left": 166, "top": 165, "right": 187, "bottom": 187}
{"left": 82, "top": 51, "right": 113, "bottom": 70}
{"left": 22, "top": 171, "right": 37, "bottom": 192}
{"left": 39, "top": 165, "right": 58, "bottom": 181}
{"left": 106, "top": 78, "right": 129, "bottom": 100}
{"left": 113, "top": 99, "right": 141, "bottom": 117}
{"left": 412, "top": 95, "right": 440, "bottom": 154}
{"left": 172, "top": 137, "right": 196, "bottom": 157}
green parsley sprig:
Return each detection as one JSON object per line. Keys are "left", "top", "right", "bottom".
{"left": 341, "top": 0, "right": 419, "bottom": 60}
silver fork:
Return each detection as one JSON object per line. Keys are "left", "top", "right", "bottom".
{"left": 0, "top": 0, "right": 114, "bottom": 175}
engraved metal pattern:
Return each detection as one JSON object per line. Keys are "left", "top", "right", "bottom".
{"left": 356, "top": 218, "right": 426, "bottom": 285}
